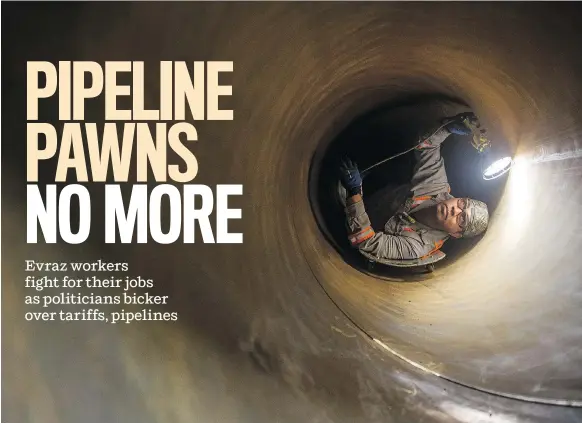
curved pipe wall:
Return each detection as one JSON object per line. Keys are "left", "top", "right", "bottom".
{"left": 3, "top": 3, "right": 582, "bottom": 422}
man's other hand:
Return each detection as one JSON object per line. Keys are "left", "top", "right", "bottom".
{"left": 444, "top": 112, "right": 481, "bottom": 135}
{"left": 339, "top": 158, "right": 362, "bottom": 196}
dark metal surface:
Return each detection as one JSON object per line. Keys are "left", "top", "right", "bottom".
{"left": 3, "top": 3, "right": 582, "bottom": 422}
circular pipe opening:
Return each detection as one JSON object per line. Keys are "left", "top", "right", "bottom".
{"left": 309, "top": 95, "right": 510, "bottom": 279}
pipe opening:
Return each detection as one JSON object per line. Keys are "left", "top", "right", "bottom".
{"left": 310, "top": 95, "right": 509, "bottom": 279}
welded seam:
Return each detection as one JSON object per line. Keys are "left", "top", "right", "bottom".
{"left": 371, "top": 338, "right": 582, "bottom": 407}
{"left": 372, "top": 338, "right": 443, "bottom": 377}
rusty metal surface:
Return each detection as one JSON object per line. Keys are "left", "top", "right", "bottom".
{"left": 3, "top": 3, "right": 582, "bottom": 422}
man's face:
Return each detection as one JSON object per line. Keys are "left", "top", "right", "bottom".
{"left": 435, "top": 197, "right": 470, "bottom": 237}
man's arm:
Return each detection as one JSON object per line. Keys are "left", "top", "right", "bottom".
{"left": 409, "top": 127, "right": 452, "bottom": 197}
{"left": 345, "top": 194, "right": 433, "bottom": 260}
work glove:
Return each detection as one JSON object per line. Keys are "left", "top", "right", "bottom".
{"left": 444, "top": 112, "right": 490, "bottom": 153}
{"left": 339, "top": 158, "right": 363, "bottom": 197}
{"left": 444, "top": 112, "right": 479, "bottom": 135}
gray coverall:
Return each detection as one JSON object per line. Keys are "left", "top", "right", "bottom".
{"left": 345, "top": 128, "right": 454, "bottom": 264}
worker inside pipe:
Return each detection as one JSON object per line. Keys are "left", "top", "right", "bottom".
{"left": 338, "top": 112, "right": 490, "bottom": 267}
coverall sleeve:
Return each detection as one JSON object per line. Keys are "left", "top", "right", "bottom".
{"left": 345, "top": 198, "right": 432, "bottom": 260}
{"left": 410, "top": 128, "right": 452, "bottom": 197}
